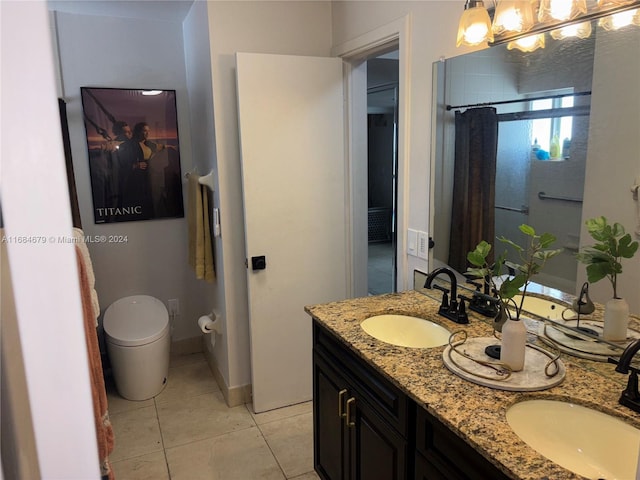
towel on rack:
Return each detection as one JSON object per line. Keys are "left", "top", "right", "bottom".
{"left": 76, "top": 246, "right": 114, "bottom": 480}
{"left": 73, "top": 228, "right": 100, "bottom": 325}
{"left": 188, "top": 174, "right": 215, "bottom": 282}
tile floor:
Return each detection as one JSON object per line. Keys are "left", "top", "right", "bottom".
{"left": 106, "top": 351, "right": 319, "bottom": 480}
{"left": 368, "top": 241, "right": 394, "bottom": 295}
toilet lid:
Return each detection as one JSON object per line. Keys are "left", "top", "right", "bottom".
{"left": 103, "top": 295, "right": 169, "bottom": 347}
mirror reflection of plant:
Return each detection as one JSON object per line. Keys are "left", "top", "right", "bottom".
{"left": 467, "top": 225, "right": 563, "bottom": 321}
{"left": 576, "top": 216, "right": 638, "bottom": 300}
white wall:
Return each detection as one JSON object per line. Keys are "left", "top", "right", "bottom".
{"left": 182, "top": 0, "right": 227, "bottom": 384}
{"left": 206, "top": 0, "right": 333, "bottom": 391}
{"left": 581, "top": 27, "right": 640, "bottom": 313}
{"left": 54, "top": 10, "right": 212, "bottom": 344}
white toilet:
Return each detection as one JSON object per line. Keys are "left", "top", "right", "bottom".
{"left": 103, "top": 295, "right": 170, "bottom": 401}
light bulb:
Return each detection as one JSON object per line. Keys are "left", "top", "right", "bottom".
{"left": 493, "top": 1, "right": 535, "bottom": 35}
{"left": 457, "top": 2, "right": 494, "bottom": 47}
{"left": 597, "top": 0, "right": 635, "bottom": 6}
{"left": 538, "top": 0, "right": 587, "bottom": 22}
{"left": 599, "top": 8, "right": 640, "bottom": 30}
{"left": 550, "top": 21, "right": 592, "bottom": 39}
{"left": 507, "top": 33, "right": 546, "bottom": 52}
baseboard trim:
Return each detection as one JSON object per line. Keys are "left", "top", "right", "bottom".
{"left": 170, "top": 336, "right": 203, "bottom": 356}
{"left": 201, "top": 337, "right": 252, "bottom": 408}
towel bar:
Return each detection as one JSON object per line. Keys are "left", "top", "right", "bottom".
{"left": 538, "top": 192, "right": 582, "bottom": 203}
{"left": 185, "top": 170, "right": 215, "bottom": 191}
{"left": 198, "top": 171, "right": 215, "bottom": 191}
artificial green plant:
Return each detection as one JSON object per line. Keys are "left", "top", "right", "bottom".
{"left": 466, "top": 224, "right": 563, "bottom": 320}
{"left": 576, "top": 216, "right": 638, "bottom": 299}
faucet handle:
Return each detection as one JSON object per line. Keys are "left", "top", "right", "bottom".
{"left": 464, "top": 276, "right": 482, "bottom": 292}
{"left": 432, "top": 284, "right": 450, "bottom": 294}
{"left": 457, "top": 296, "right": 469, "bottom": 324}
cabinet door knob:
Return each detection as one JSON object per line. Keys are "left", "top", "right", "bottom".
{"left": 346, "top": 397, "right": 356, "bottom": 427}
{"left": 338, "top": 389, "right": 348, "bottom": 418}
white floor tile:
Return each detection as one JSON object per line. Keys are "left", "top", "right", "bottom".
{"left": 249, "top": 400, "right": 312, "bottom": 425}
{"left": 107, "top": 353, "right": 318, "bottom": 479}
{"left": 165, "top": 426, "right": 285, "bottom": 480}
{"left": 157, "top": 391, "right": 255, "bottom": 449}
{"left": 111, "top": 451, "right": 169, "bottom": 480}
{"left": 110, "top": 405, "right": 163, "bottom": 462}
{"left": 106, "top": 377, "right": 155, "bottom": 415}
{"left": 154, "top": 360, "right": 220, "bottom": 405}
{"left": 259, "top": 412, "right": 314, "bottom": 478}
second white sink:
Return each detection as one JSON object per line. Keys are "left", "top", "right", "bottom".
{"left": 361, "top": 314, "right": 451, "bottom": 348}
{"left": 507, "top": 399, "right": 640, "bottom": 479}
{"left": 511, "top": 294, "right": 575, "bottom": 321}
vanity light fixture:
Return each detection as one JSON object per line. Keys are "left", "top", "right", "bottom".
{"left": 492, "top": 0, "right": 535, "bottom": 35}
{"left": 538, "top": 0, "right": 588, "bottom": 22}
{"left": 456, "top": 0, "right": 494, "bottom": 47}
{"left": 598, "top": 7, "right": 640, "bottom": 29}
{"left": 507, "top": 32, "right": 546, "bottom": 51}
{"left": 456, "top": 0, "right": 640, "bottom": 49}
{"left": 141, "top": 90, "right": 163, "bottom": 96}
{"left": 549, "top": 20, "right": 593, "bottom": 38}
{"left": 597, "top": 0, "right": 637, "bottom": 6}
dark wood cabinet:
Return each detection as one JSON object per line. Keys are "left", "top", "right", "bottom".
{"left": 313, "top": 321, "right": 408, "bottom": 480}
{"left": 415, "top": 406, "right": 510, "bottom": 480}
{"left": 313, "top": 320, "right": 513, "bottom": 480}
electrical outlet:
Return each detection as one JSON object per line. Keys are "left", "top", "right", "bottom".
{"left": 168, "top": 298, "right": 180, "bottom": 316}
{"left": 418, "top": 231, "right": 429, "bottom": 260}
{"left": 407, "top": 229, "right": 418, "bottom": 256}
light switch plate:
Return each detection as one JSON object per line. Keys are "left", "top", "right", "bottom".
{"left": 407, "top": 229, "right": 418, "bottom": 256}
{"left": 418, "top": 231, "right": 429, "bottom": 259}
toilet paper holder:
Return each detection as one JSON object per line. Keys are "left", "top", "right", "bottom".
{"left": 198, "top": 312, "right": 221, "bottom": 334}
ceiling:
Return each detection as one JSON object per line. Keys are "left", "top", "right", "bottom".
{"left": 48, "top": 0, "right": 195, "bottom": 22}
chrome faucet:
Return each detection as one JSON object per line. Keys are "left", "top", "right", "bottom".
{"left": 424, "top": 267, "right": 468, "bottom": 324}
{"left": 609, "top": 338, "right": 640, "bottom": 413}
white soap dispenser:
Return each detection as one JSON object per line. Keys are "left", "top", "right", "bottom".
{"left": 500, "top": 317, "right": 527, "bottom": 372}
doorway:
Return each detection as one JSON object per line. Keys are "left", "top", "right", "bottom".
{"left": 367, "top": 52, "right": 399, "bottom": 295}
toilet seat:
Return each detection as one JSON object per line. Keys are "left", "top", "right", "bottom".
{"left": 104, "top": 295, "right": 169, "bottom": 347}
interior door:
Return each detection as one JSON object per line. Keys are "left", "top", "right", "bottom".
{"left": 236, "top": 52, "right": 348, "bottom": 413}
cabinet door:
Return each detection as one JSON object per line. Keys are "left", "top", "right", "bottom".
{"left": 348, "top": 397, "right": 407, "bottom": 480}
{"left": 414, "top": 452, "right": 456, "bottom": 480}
{"left": 314, "top": 353, "right": 349, "bottom": 480}
{"left": 415, "top": 407, "right": 510, "bottom": 480}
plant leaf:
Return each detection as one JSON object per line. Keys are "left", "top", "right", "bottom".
{"left": 619, "top": 234, "right": 639, "bottom": 258}
{"left": 467, "top": 251, "right": 486, "bottom": 267}
{"left": 585, "top": 262, "right": 609, "bottom": 284}
{"left": 466, "top": 267, "right": 489, "bottom": 279}
{"left": 498, "top": 237, "right": 524, "bottom": 252}
{"left": 500, "top": 275, "right": 526, "bottom": 299}
{"left": 519, "top": 224, "right": 536, "bottom": 237}
{"left": 539, "top": 232, "right": 557, "bottom": 248}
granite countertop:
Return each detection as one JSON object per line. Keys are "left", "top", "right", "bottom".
{"left": 305, "top": 290, "right": 640, "bottom": 480}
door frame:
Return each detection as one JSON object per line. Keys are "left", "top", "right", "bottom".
{"left": 332, "top": 15, "right": 412, "bottom": 296}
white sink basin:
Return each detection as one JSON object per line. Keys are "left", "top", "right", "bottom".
{"left": 360, "top": 314, "right": 451, "bottom": 348}
{"left": 511, "top": 295, "right": 575, "bottom": 321}
{"left": 507, "top": 399, "right": 640, "bottom": 479}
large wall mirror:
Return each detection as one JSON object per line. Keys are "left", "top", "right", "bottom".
{"left": 430, "top": 21, "right": 640, "bottom": 300}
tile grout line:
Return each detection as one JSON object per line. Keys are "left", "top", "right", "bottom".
{"left": 254, "top": 419, "right": 289, "bottom": 480}
{"left": 153, "top": 396, "right": 172, "bottom": 479}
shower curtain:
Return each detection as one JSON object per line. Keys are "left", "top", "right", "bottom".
{"left": 448, "top": 107, "right": 498, "bottom": 274}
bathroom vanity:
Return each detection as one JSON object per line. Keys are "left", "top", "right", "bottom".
{"left": 305, "top": 291, "right": 640, "bottom": 480}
